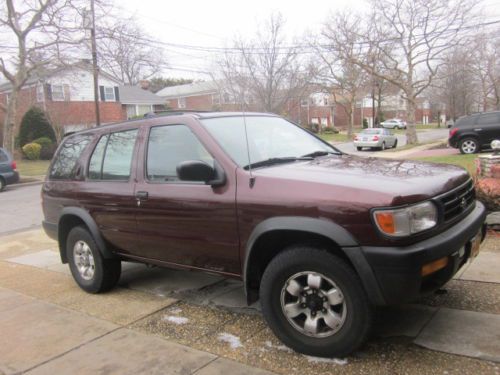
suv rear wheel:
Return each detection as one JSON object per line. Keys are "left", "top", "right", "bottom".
{"left": 66, "top": 226, "right": 121, "bottom": 293}
{"left": 459, "top": 138, "right": 479, "bottom": 154}
{"left": 260, "top": 245, "right": 372, "bottom": 357}
{"left": 0, "top": 177, "right": 5, "bottom": 192}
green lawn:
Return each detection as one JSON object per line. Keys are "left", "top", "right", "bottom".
{"left": 17, "top": 160, "right": 50, "bottom": 177}
{"left": 318, "top": 133, "right": 351, "bottom": 143}
{"left": 411, "top": 154, "right": 477, "bottom": 175}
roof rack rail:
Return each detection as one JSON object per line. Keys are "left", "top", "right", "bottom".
{"left": 143, "top": 109, "right": 214, "bottom": 118}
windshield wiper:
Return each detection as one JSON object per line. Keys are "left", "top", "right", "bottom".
{"left": 301, "top": 150, "right": 341, "bottom": 158}
{"left": 243, "top": 156, "right": 312, "bottom": 170}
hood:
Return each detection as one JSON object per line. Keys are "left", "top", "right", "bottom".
{"left": 253, "top": 154, "right": 470, "bottom": 206}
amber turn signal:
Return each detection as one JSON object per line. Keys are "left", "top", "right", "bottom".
{"left": 374, "top": 212, "right": 395, "bottom": 234}
{"left": 421, "top": 256, "right": 448, "bottom": 277}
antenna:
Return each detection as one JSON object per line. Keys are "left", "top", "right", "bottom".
{"left": 241, "top": 93, "right": 255, "bottom": 188}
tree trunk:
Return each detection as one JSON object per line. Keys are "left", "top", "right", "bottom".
{"left": 347, "top": 101, "right": 354, "bottom": 137}
{"left": 406, "top": 97, "right": 418, "bottom": 144}
{"left": 2, "top": 89, "right": 18, "bottom": 153}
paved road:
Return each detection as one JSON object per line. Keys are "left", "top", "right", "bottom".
{"left": 335, "top": 128, "right": 449, "bottom": 155}
{"left": 0, "top": 183, "right": 43, "bottom": 235}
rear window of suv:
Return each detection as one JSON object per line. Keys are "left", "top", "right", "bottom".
{"left": 49, "top": 134, "right": 93, "bottom": 179}
{"left": 88, "top": 129, "right": 138, "bottom": 181}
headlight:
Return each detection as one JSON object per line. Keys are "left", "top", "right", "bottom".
{"left": 373, "top": 201, "right": 437, "bottom": 237}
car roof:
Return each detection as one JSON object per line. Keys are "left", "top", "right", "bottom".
{"left": 67, "top": 111, "right": 279, "bottom": 137}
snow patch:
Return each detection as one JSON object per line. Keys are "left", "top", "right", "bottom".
{"left": 168, "top": 307, "right": 183, "bottom": 315}
{"left": 304, "top": 356, "right": 348, "bottom": 365}
{"left": 218, "top": 333, "right": 243, "bottom": 349}
{"left": 265, "top": 340, "right": 293, "bottom": 353}
{"left": 162, "top": 315, "right": 188, "bottom": 325}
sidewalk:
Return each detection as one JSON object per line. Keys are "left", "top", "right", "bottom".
{"left": 1, "top": 229, "right": 499, "bottom": 374}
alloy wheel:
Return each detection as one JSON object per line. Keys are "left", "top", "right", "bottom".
{"left": 461, "top": 140, "right": 477, "bottom": 154}
{"left": 280, "top": 271, "right": 347, "bottom": 338}
{"left": 73, "top": 240, "right": 95, "bottom": 280}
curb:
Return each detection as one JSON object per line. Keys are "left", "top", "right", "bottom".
{"left": 374, "top": 139, "right": 447, "bottom": 159}
{"left": 12, "top": 178, "right": 45, "bottom": 188}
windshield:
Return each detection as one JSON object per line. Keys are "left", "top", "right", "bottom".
{"left": 201, "top": 116, "right": 337, "bottom": 167}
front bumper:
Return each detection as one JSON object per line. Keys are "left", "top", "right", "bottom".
{"left": 356, "top": 200, "right": 487, "bottom": 305}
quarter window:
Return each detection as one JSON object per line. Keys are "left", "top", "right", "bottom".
{"left": 477, "top": 113, "right": 499, "bottom": 125}
{"left": 146, "top": 125, "right": 213, "bottom": 182}
{"left": 88, "top": 129, "right": 137, "bottom": 181}
{"left": 0, "top": 149, "right": 8, "bottom": 162}
{"left": 50, "top": 134, "right": 93, "bottom": 179}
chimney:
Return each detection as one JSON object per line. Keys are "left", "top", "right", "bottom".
{"left": 139, "top": 80, "right": 150, "bottom": 90}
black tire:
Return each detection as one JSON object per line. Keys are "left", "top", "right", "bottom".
{"left": 0, "top": 177, "right": 5, "bottom": 192}
{"left": 459, "top": 137, "right": 479, "bottom": 154}
{"left": 393, "top": 139, "right": 398, "bottom": 148}
{"left": 66, "top": 226, "right": 121, "bottom": 293}
{"left": 381, "top": 142, "right": 386, "bottom": 151}
{"left": 356, "top": 146, "right": 362, "bottom": 151}
{"left": 260, "top": 246, "right": 372, "bottom": 357}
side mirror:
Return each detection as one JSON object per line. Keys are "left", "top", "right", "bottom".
{"left": 177, "top": 160, "right": 215, "bottom": 182}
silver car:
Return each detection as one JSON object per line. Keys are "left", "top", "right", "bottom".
{"left": 381, "top": 119, "right": 407, "bottom": 129}
{"left": 353, "top": 128, "right": 398, "bottom": 151}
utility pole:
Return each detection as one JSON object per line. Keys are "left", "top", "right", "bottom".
{"left": 90, "top": 0, "right": 100, "bottom": 126}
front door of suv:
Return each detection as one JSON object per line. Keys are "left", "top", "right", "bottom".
{"left": 133, "top": 121, "right": 240, "bottom": 276}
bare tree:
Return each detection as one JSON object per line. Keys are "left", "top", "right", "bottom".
{"left": 216, "top": 13, "right": 309, "bottom": 114}
{"left": 322, "top": 0, "right": 478, "bottom": 144}
{"left": 314, "top": 12, "right": 370, "bottom": 137}
{"left": 96, "top": 17, "right": 167, "bottom": 85}
{"left": 471, "top": 32, "right": 500, "bottom": 111}
{"left": 0, "top": 0, "right": 85, "bottom": 152}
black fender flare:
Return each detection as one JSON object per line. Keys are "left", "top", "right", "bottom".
{"left": 243, "top": 216, "right": 386, "bottom": 305}
{"left": 58, "top": 207, "right": 115, "bottom": 260}
{"left": 243, "top": 216, "right": 358, "bottom": 296}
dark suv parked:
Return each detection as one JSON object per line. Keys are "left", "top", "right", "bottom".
{"left": 42, "top": 112, "right": 487, "bottom": 357}
{"left": 448, "top": 111, "right": 500, "bottom": 154}
{"left": 0, "top": 147, "right": 19, "bottom": 191}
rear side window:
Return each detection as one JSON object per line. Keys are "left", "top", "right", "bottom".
{"left": 0, "top": 149, "right": 8, "bottom": 162}
{"left": 49, "top": 134, "right": 92, "bottom": 180}
{"left": 88, "top": 129, "right": 137, "bottom": 181}
{"left": 477, "top": 113, "right": 499, "bottom": 125}
{"left": 146, "top": 125, "right": 213, "bottom": 182}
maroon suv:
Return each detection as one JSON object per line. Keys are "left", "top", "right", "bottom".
{"left": 42, "top": 112, "right": 487, "bottom": 357}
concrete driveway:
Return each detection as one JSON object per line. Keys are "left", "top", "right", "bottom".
{"left": 0, "top": 228, "right": 499, "bottom": 375}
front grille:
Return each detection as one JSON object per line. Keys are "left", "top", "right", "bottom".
{"left": 435, "top": 180, "right": 475, "bottom": 222}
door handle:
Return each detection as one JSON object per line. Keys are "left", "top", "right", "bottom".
{"left": 135, "top": 191, "right": 149, "bottom": 200}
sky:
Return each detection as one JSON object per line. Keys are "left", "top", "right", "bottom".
{"left": 114, "top": 0, "right": 368, "bottom": 78}
{"left": 116, "top": 0, "right": 500, "bottom": 80}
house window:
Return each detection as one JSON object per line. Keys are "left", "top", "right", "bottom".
{"left": 323, "top": 97, "right": 329, "bottom": 106}
{"left": 6, "top": 93, "right": 11, "bottom": 104}
{"left": 51, "top": 84, "right": 65, "bottom": 101}
{"left": 300, "top": 99, "right": 309, "bottom": 107}
{"left": 104, "top": 87, "right": 115, "bottom": 101}
{"left": 178, "top": 97, "right": 186, "bottom": 109}
{"left": 36, "top": 85, "right": 44, "bottom": 102}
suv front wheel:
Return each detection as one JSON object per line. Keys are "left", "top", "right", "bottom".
{"left": 459, "top": 138, "right": 479, "bottom": 154}
{"left": 260, "top": 245, "right": 372, "bottom": 357}
{"left": 66, "top": 226, "right": 121, "bottom": 293}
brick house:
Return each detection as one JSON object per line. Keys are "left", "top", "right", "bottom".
{"left": 156, "top": 79, "right": 434, "bottom": 130}
{"left": 0, "top": 63, "right": 165, "bottom": 142}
